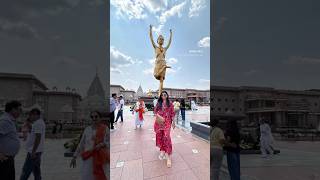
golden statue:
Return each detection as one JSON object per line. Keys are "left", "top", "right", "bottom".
{"left": 149, "top": 25, "right": 172, "bottom": 96}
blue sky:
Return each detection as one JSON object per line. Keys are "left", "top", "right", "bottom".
{"left": 110, "top": 0, "right": 210, "bottom": 92}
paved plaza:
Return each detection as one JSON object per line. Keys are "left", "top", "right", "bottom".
{"left": 13, "top": 105, "right": 320, "bottom": 180}
{"left": 220, "top": 141, "right": 320, "bottom": 180}
{"left": 15, "top": 139, "right": 80, "bottom": 180}
{"left": 110, "top": 107, "right": 210, "bottom": 180}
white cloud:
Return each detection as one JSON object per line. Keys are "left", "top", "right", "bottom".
{"left": 110, "top": 0, "right": 147, "bottom": 20}
{"left": 189, "top": 49, "right": 203, "bottom": 53}
{"left": 167, "top": 57, "right": 178, "bottom": 65}
{"left": 110, "top": 67, "right": 122, "bottom": 74}
{"left": 0, "top": 18, "right": 39, "bottom": 39}
{"left": 149, "top": 59, "right": 155, "bottom": 65}
{"left": 199, "top": 79, "right": 210, "bottom": 83}
{"left": 198, "top": 36, "right": 210, "bottom": 48}
{"left": 153, "top": 24, "right": 164, "bottom": 36}
{"left": 189, "top": 0, "right": 206, "bottom": 18}
{"left": 110, "top": 0, "right": 170, "bottom": 20}
{"left": 285, "top": 56, "right": 320, "bottom": 65}
{"left": 244, "top": 70, "right": 259, "bottom": 76}
{"left": 159, "top": 1, "right": 186, "bottom": 24}
{"left": 142, "top": 0, "right": 168, "bottom": 13}
{"left": 110, "top": 46, "right": 142, "bottom": 68}
{"left": 143, "top": 67, "right": 153, "bottom": 75}
{"left": 123, "top": 79, "right": 139, "bottom": 90}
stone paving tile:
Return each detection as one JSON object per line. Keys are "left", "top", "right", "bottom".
{"left": 110, "top": 167, "right": 123, "bottom": 180}
{"left": 110, "top": 152, "right": 121, "bottom": 168}
{"left": 192, "top": 165, "right": 211, "bottom": 180}
{"left": 220, "top": 140, "right": 320, "bottom": 180}
{"left": 121, "top": 159, "right": 144, "bottom": 180}
{"left": 111, "top": 109, "right": 210, "bottom": 180}
{"left": 15, "top": 139, "right": 81, "bottom": 179}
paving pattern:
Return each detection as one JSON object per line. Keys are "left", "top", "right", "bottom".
{"left": 110, "top": 108, "right": 210, "bottom": 180}
{"left": 219, "top": 141, "right": 320, "bottom": 180}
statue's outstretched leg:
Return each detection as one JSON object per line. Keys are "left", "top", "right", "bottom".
{"left": 159, "top": 65, "right": 171, "bottom": 76}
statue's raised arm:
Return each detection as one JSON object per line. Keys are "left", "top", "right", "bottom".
{"left": 149, "top": 25, "right": 157, "bottom": 49}
{"left": 165, "top": 29, "right": 172, "bottom": 50}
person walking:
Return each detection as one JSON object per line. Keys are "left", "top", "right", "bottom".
{"left": 153, "top": 96, "right": 158, "bottom": 116}
{"left": 211, "top": 118, "right": 225, "bottom": 180}
{"left": 0, "top": 101, "right": 22, "bottom": 180}
{"left": 110, "top": 93, "right": 117, "bottom": 130}
{"left": 173, "top": 99, "right": 180, "bottom": 123}
{"left": 115, "top": 95, "right": 124, "bottom": 123}
{"left": 224, "top": 120, "right": 241, "bottom": 180}
{"left": 154, "top": 91, "right": 175, "bottom": 168}
{"left": 52, "top": 121, "right": 58, "bottom": 139}
{"left": 20, "top": 108, "right": 46, "bottom": 180}
{"left": 180, "top": 99, "right": 186, "bottom": 125}
{"left": 259, "top": 118, "right": 274, "bottom": 158}
{"left": 70, "top": 111, "right": 109, "bottom": 180}
{"left": 134, "top": 97, "right": 146, "bottom": 129}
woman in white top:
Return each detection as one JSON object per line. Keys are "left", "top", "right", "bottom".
{"left": 70, "top": 111, "right": 109, "bottom": 180}
{"left": 259, "top": 118, "right": 274, "bottom": 158}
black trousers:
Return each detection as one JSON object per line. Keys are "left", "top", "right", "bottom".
{"left": 0, "top": 156, "right": 15, "bottom": 180}
{"left": 110, "top": 111, "right": 115, "bottom": 129}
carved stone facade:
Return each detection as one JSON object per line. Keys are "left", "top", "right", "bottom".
{"left": 212, "top": 86, "right": 320, "bottom": 131}
{"left": 79, "top": 73, "right": 107, "bottom": 122}
{"left": 0, "top": 72, "right": 81, "bottom": 123}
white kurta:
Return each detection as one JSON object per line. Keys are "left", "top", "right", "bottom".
{"left": 74, "top": 126, "right": 108, "bottom": 180}
{"left": 260, "top": 123, "right": 274, "bottom": 155}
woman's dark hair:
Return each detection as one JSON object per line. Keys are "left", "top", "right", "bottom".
{"left": 212, "top": 119, "right": 219, "bottom": 127}
{"left": 90, "top": 110, "right": 102, "bottom": 118}
{"left": 226, "top": 119, "right": 240, "bottom": 137}
{"left": 5, "top": 100, "right": 22, "bottom": 113}
{"left": 157, "top": 91, "right": 170, "bottom": 109}
{"left": 30, "top": 108, "right": 41, "bottom": 115}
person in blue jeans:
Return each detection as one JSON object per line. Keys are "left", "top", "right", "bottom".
{"left": 20, "top": 108, "right": 46, "bottom": 180}
{"left": 224, "top": 120, "right": 241, "bottom": 180}
{"left": 180, "top": 99, "right": 186, "bottom": 125}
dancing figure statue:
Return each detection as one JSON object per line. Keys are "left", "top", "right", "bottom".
{"left": 149, "top": 25, "right": 172, "bottom": 96}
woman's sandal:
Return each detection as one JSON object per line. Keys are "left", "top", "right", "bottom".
{"left": 166, "top": 158, "right": 172, "bottom": 168}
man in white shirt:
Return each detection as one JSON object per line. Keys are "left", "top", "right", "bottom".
{"left": 20, "top": 108, "right": 46, "bottom": 180}
{"left": 115, "top": 95, "right": 125, "bottom": 123}
{"left": 110, "top": 93, "right": 117, "bottom": 130}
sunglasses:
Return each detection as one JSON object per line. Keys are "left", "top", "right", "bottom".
{"left": 91, "top": 115, "right": 99, "bottom": 119}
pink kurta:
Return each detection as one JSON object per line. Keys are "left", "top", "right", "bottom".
{"left": 154, "top": 102, "right": 175, "bottom": 155}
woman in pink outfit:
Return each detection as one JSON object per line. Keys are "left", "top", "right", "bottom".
{"left": 154, "top": 91, "right": 175, "bottom": 168}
